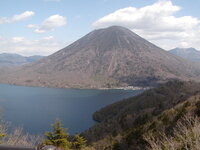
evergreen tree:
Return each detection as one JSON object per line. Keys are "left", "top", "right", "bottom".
{"left": 0, "top": 133, "right": 4, "bottom": 143}
{"left": 72, "top": 134, "right": 87, "bottom": 150}
{"left": 43, "top": 119, "right": 71, "bottom": 150}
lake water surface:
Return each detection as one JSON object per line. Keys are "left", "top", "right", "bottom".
{"left": 0, "top": 84, "right": 143, "bottom": 135}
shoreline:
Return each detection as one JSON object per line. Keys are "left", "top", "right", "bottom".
{"left": 98, "top": 86, "right": 152, "bottom": 90}
{"left": 0, "top": 82, "right": 151, "bottom": 90}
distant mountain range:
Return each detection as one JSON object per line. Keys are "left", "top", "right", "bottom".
{"left": 169, "top": 48, "right": 200, "bottom": 62}
{"left": 0, "top": 26, "right": 200, "bottom": 88}
{"left": 0, "top": 53, "right": 44, "bottom": 66}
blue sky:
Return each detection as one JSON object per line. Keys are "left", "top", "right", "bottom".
{"left": 0, "top": 0, "right": 199, "bottom": 56}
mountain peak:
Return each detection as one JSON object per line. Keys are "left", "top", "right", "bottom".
{"left": 95, "top": 25, "right": 129, "bottom": 31}
{"left": 100, "top": 25, "right": 131, "bottom": 31}
{"left": 94, "top": 25, "right": 138, "bottom": 36}
{"left": 66, "top": 25, "right": 151, "bottom": 55}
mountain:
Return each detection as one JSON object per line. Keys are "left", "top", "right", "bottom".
{"left": 169, "top": 47, "right": 200, "bottom": 62}
{"left": 0, "top": 26, "right": 200, "bottom": 88}
{"left": 0, "top": 53, "right": 44, "bottom": 66}
{"left": 26, "top": 55, "right": 44, "bottom": 63}
{"left": 82, "top": 80, "right": 200, "bottom": 150}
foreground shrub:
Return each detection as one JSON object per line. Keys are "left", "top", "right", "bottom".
{"left": 4, "top": 127, "right": 41, "bottom": 146}
{"left": 0, "top": 120, "right": 42, "bottom": 146}
{"left": 144, "top": 115, "right": 200, "bottom": 150}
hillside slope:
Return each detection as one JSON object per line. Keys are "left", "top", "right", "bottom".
{"left": 83, "top": 81, "right": 200, "bottom": 150}
{"left": 0, "top": 26, "right": 200, "bottom": 88}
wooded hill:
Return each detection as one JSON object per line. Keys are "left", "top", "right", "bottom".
{"left": 82, "top": 80, "right": 200, "bottom": 150}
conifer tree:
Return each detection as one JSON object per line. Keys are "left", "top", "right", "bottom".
{"left": 73, "top": 134, "right": 87, "bottom": 150}
{"left": 43, "top": 119, "right": 71, "bottom": 150}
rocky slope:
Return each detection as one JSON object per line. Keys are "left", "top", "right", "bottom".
{"left": 0, "top": 26, "right": 200, "bottom": 88}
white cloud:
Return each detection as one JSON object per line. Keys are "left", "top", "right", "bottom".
{"left": 93, "top": 0, "right": 200, "bottom": 50}
{"left": 10, "top": 11, "right": 35, "bottom": 23}
{"left": 0, "top": 11, "right": 35, "bottom": 24}
{"left": 29, "top": 15, "right": 67, "bottom": 33}
{"left": 0, "top": 36, "right": 66, "bottom": 56}
{"left": 11, "top": 37, "right": 26, "bottom": 43}
{"left": 27, "top": 24, "right": 38, "bottom": 28}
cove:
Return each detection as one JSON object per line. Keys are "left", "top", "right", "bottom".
{"left": 0, "top": 84, "right": 143, "bottom": 134}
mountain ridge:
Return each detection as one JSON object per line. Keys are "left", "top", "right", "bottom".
{"left": 0, "top": 53, "right": 44, "bottom": 66}
{"left": 169, "top": 47, "right": 200, "bottom": 62}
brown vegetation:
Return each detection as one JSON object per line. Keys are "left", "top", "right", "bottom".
{"left": 145, "top": 114, "right": 200, "bottom": 150}
{"left": 0, "top": 121, "right": 41, "bottom": 147}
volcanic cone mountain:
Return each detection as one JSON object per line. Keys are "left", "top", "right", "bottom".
{"left": 1, "top": 26, "right": 200, "bottom": 88}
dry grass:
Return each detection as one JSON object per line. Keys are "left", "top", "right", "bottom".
{"left": 144, "top": 114, "right": 200, "bottom": 150}
{"left": 3, "top": 127, "right": 42, "bottom": 146}
{"left": 0, "top": 121, "right": 42, "bottom": 147}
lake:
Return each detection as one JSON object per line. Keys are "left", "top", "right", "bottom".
{"left": 0, "top": 84, "right": 143, "bottom": 135}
